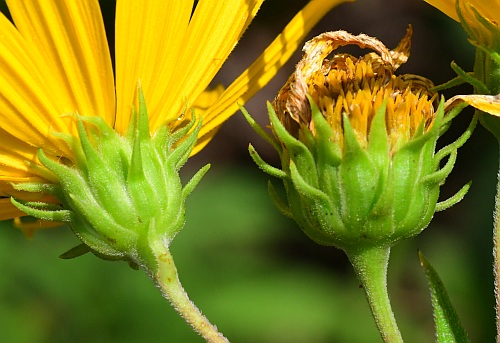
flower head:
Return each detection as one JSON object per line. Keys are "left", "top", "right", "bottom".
{"left": 425, "top": 0, "right": 500, "bottom": 138}
{"left": 274, "top": 26, "right": 438, "bottom": 153}
{"left": 244, "top": 28, "right": 473, "bottom": 251}
{"left": 0, "top": 0, "right": 351, "bottom": 235}
{"left": 425, "top": 0, "right": 500, "bottom": 26}
{"left": 425, "top": 0, "right": 500, "bottom": 50}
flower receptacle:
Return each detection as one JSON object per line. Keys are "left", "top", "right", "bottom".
{"left": 11, "top": 90, "right": 210, "bottom": 269}
{"left": 244, "top": 97, "right": 473, "bottom": 253}
{"left": 242, "top": 28, "right": 475, "bottom": 254}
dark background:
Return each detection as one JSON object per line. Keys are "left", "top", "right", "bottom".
{"left": 0, "top": 1, "right": 496, "bottom": 342}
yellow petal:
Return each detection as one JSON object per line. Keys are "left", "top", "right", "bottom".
{"left": 0, "top": 198, "right": 25, "bottom": 221}
{"left": 192, "top": 0, "right": 354, "bottom": 155}
{"left": 193, "top": 85, "right": 226, "bottom": 112}
{"left": 0, "top": 12, "right": 71, "bottom": 155}
{"left": 470, "top": 1, "right": 500, "bottom": 24}
{"left": 424, "top": 0, "right": 459, "bottom": 21}
{"left": 13, "top": 217, "right": 63, "bottom": 237}
{"left": 6, "top": 0, "right": 115, "bottom": 125}
{"left": 191, "top": 130, "right": 220, "bottom": 156}
{"left": 0, "top": 128, "right": 40, "bottom": 178}
{"left": 115, "top": 0, "right": 194, "bottom": 133}
{"left": 445, "top": 94, "right": 500, "bottom": 115}
{"left": 150, "top": 0, "right": 265, "bottom": 131}
{"left": 424, "top": 0, "right": 500, "bottom": 25}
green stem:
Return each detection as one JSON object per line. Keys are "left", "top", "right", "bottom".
{"left": 149, "top": 241, "right": 229, "bottom": 343}
{"left": 347, "top": 246, "right": 403, "bottom": 343}
{"left": 493, "top": 147, "right": 500, "bottom": 342}
{"left": 473, "top": 34, "right": 500, "bottom": 343}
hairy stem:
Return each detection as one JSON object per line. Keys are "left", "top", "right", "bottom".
{"left": 493, "top": 149, "right": 500, "bottom": 342}
{"left": 149, "top": 241, "right": 229, "bottom": 343}
{"left": 347, "top": 246, "right": 403, "bottom": 343}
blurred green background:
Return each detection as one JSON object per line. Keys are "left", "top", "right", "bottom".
{"left": 0, "top": 0, "right": 497, "bottom": 342}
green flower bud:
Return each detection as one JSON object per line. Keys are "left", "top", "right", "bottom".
{"left": 11, "top": 89, "right": 209, "bottom": 269}
{"left": 244, "top": 27, "right": 474, "bottom": 253}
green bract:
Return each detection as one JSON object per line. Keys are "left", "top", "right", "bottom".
{"left": 11, "top": 91, "right": 209, "bottom": 269}
{"left": 243, "top": 98, "right": 474, "bottom": 252}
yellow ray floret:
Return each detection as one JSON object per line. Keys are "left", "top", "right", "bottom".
{"left": 424, "top": 0, "right": 500, "bottom": 23}
{"left": 0, "top": 0, "right": 352, "bottom": 225}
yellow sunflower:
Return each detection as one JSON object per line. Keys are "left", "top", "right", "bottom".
{"left": 0, "top": 0, "right": 351, "bottom": 231}
{"left": 424, "top": 0, "right": 500, "bottom": 23}
{"left": 425, "top": 0, "right": 500, "bottom": 129}
{"left": 425, "top": 0, "right": 500, "bottom": 49}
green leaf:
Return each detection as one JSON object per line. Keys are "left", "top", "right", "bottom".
{"left": 418, "top": 251, "right": 469, "bottom": 343}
